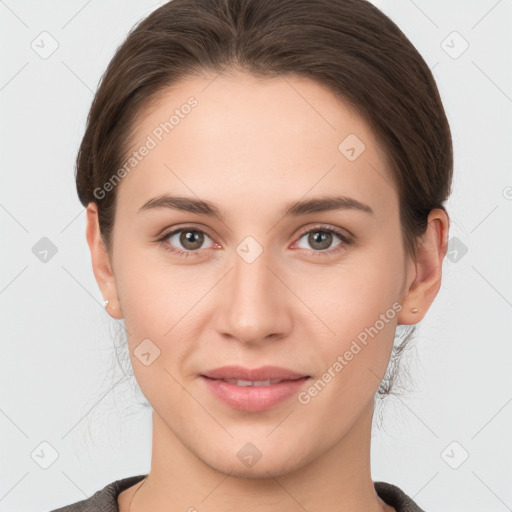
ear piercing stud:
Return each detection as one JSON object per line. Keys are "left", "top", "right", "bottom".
{"left": 103, "top": 298, "right": 117, "bottom": 312}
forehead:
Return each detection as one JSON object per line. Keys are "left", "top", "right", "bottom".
{"left": 116, "top": 71, "right": 398, "bottom": 220}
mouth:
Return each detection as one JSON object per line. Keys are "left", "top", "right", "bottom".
{"left": 200, "top": 374, "right": 311, "bottom": 412}
{"left": 201, "top": 375, "right": 309, "bottom": 386}
{"left": 200, "top": 364, "right": 310, "bottom": 382}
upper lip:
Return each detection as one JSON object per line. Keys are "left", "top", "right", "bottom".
{"left": 201, "top": 365, "right": 310, "bottom": 381}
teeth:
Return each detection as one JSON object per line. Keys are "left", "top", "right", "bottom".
{"left": 222, "top": 378, "right": 283, "bottom": 386}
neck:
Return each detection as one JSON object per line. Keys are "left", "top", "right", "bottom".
{"left": 129, "top": 404, "right": 392, "bottom": 512}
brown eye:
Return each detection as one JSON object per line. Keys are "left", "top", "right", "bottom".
{"left": 177, "top": 230, "right": 205, "bottom": 251}
{"left": 158, "top": 227, "right": 216, "bottom": 257}
{"left": 294, "top": 225, "right": 352, "bottom": 256}
{"left": 306, "top": 231, "right": 335, "bottom": 250}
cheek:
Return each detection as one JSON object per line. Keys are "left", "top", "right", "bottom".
{"left": 307, "top": 237, "right": 405, "bottom": 387}
{"left": 111, "top": 245, "right": 212, "bottom": 391}
{"left": 112, "top": 239, "right": 200, "bottom": 333}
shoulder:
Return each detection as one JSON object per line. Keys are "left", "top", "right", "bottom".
{"left": 48, "top": 475, "right": 423, "bottom": 511}
{"left": 48, "top": 474, "right": 148, "bottom": 512}
{"left": 374, "top": 481, "right": 427, "bottom": 512}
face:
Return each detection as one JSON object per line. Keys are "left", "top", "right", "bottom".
{"left": 93, "top": 71, "right": 419, "bottom": 477}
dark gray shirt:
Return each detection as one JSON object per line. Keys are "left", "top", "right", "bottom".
{"left": 49, "top": 474, "right": 426, "bottom": 511}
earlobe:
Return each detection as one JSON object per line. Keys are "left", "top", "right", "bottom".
{"left": 397, "top": 208, "right": 449, "bottom": 325}
{"left": 85, "top": 203, "right": 123, "bottom": 319}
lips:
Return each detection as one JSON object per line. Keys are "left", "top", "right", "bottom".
{"left": 201, "top": 365, "right": 310, "bottom": 382}
{"left": 200, "top": 369, "right": 311, "bottom": 412}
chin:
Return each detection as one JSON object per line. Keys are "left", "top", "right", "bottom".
{"left": 199, "top": 444, "right": 311, "bottom": 480}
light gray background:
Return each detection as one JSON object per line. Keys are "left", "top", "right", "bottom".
{"left": 1, "top": 1, "right": 511, "bottom": 511}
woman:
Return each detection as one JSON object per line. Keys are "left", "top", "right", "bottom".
{"left": 51, "top": 0, "right": 451, "bottom": 510}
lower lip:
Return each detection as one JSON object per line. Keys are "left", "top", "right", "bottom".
{"left": 200, "top": 376, "right": 310, "bottom": 412}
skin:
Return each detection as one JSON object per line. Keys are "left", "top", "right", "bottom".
{"left": 86, "top": 70, "right": 449, "bottom": 512}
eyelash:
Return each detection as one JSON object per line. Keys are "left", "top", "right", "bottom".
{"left": 156, "top": 224, "right": 353, "bottom": 258}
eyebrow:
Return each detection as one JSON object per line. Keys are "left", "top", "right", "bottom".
{"left": 137, "top": 194, "right": 374, "bottom": 218}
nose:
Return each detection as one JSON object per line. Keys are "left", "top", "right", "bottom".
{"left": 214, "top": 244, "right": 293, "bottom": 346}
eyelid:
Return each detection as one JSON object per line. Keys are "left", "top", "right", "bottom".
{"left": 157, "top": 223, "right": 218, "bottom": 243}
{"left": 294, "top": 223, "right": 353, "bottom": 242}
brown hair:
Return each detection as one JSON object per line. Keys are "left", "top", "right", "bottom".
{"left": 76, "top": 0, "right": 453, "bottom": 397}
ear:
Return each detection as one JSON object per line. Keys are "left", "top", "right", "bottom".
{"left": 85, "top": 202, "right": 123, "bottom": 319}
{"left": 397, "top": 208, "right": 449, "bottom": 325}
